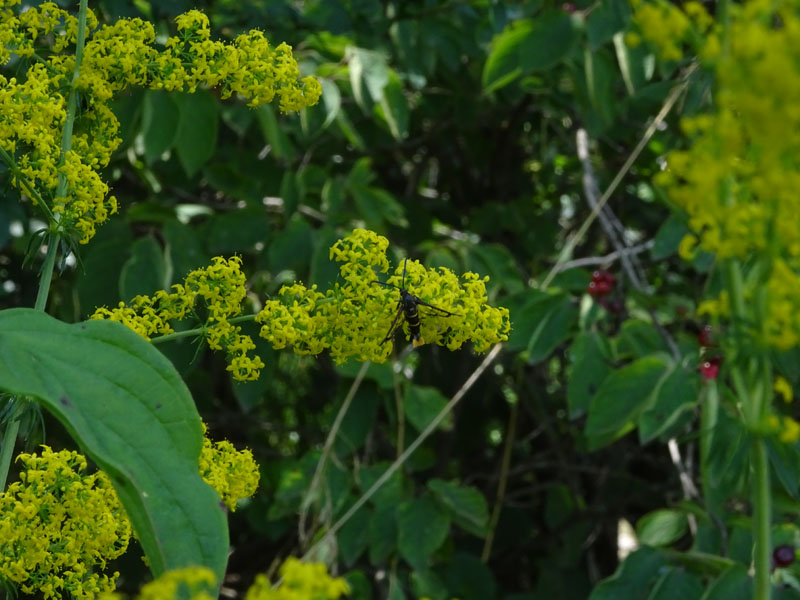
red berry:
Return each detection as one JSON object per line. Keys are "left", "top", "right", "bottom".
{"left": 700, "top": 357, "right": 721, "bottom": 380}
{"left": 774, "top": 544, "right": 796, "bottom": 568}
{"left": 562, "top": 2, "right": 577, "bottom": 12}
{"left": 698, "top": 325, "right": 715, "bottom": 347}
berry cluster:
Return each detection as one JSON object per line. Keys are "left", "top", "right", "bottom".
{"left": 588, "top": 270, "right": 616, "bottom": 298}
{"left": 587, "top": 270, "right": 624, "bottom": 315}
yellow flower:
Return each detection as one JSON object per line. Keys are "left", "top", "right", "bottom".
{"left": 245, "top": 558, "right": 349, "bottom": 600}
{"left": 0, "top": 5, "right": 320, "bottom": 245}
{"left": 0, "top": 447, "right": 131, "bottom": 599}
{"left": 199, "top": 426, "right": 260, "bottom": 511}
{"left": 256, "top": 229, "right": 511, "bottom": 363}
{"left": 91, "top": 256, "right": 265, "bottom": 381}
{"left": 775, "top": 376, "right": 794, "bottom": 403}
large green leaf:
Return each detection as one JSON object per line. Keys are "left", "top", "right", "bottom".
{"left": 427, "top": 478, "right": 489, "bottom": 537}
{"left": 585, "top": 356, "right": 670, "bottom": 448}
{"left": 0, "top": 309, "right": 228, "bottom": 583}
{"left": 397, "top": 494, "right": 451, "bottom": 570}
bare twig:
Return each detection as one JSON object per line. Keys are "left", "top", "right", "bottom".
{"left": 553, "top": 241, "right": 654, "bottom": 273}
{"left": 481, "top": 398, "right": 518, "bottom": 562}
{"left": 540, "top": 65, "right": 695, "bottom": 290}
{"left": 298, "top": 361, "right": 371, "bottom": 547}
{"left": 301, "top": 344, "right": 503, "bottom": 562}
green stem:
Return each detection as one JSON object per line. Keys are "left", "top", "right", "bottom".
{"left": 752, "top": 435, "right": 772, "bottom": 600}
{"left": 700, "top": 379, "right": 719, "bottom": 510}
{"left": 0, "top": 0, "right": 90, "bottom": 493}
{"left": 149, "top": 314, "right": 257, "bottom": 345}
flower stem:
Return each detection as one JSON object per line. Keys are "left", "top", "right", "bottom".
{"left": 149, "top": 314, "right": 257, "bottom": 345}
{"left": 0, "top": 0, "right": 90, "bottom": 493}
{"left": 752, "top": 435, "right": 772, "bottom": 600}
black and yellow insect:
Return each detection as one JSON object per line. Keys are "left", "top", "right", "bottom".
{"left": 373, "top": 258, "right": 458, "bottom": 347}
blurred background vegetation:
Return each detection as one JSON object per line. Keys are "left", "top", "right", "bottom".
{"left": 0, "top": 0, "right": 720, "bottom": 598}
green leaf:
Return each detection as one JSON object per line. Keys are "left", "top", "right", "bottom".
{"left": 334, "top": 386, "right": 379, "bottom": 457}
{"left": 405, "top": 385, "right": 452, "bottom": 433}
{"left": 586, "top": 0, "right": 629, "bottom": 48}
{"left": 589, "top": 546, "right": 664, "bottom": 600}
{"left": 350, "top": 185, "right": 408, "bottom": 231}
{"left": 646, "top": 568, "right": 703, "bottom": 600}
{"left": 427, "top": 478, "right": 489, "bottom": 537}
{"left": 359, "top": 461, "right": 406, "bottom": 506}
{"left": 141, "top": 90, "right": 179, "bottom": 164}
{"left": 651, "top": 214, "right": 690, "bottom": 260}
{"left": 410, "top": 569, "right": 449, "bottom": 600}
{"left": 567, "top": 332, "right": 613, "bottom": 419}
{"left": 483, "top": 13, "right": 578, "bottom": 93}
{"left": 397, "top": 494, "right": 451, "bottom": 570}
{"left": 76, "top": 220, "right": 132, "bottom": 313}
{"left": 767, "top": 437, "right": 800, "bottom": 498}
{"left": 346, "top": 46, "right": 389, "bottom": 111}
{"left": 0, "top": 309, "right": 228, "bottom": 582}
{"left": 267, "top": 217, "right": 314, "bottom": 274}
{"left": 443, "top": 553, "right": 497, "bottom": 600}
{"left": 369, "top": 502, "right": 398, "bottom": 564}
{"left": 206, "top": 208, "right": 270, "bottom": 255}
{"left": 636, "top": 509, "right": 688, "bottom": 547}
{"left": 344, "top": 570, "right": 372, "bottom": 600}
{"left": 319, "top": 78, "right": 342, "bottom": 130}
{"left": 174, "top": 90, "right": 219, "bottom": 177}
{"left": 119, "top": 236, "right": 167, "bottom": 299}
{"left": 702, "top": 565, "right": 752, "bottom": 600}
{"left": 638, "top": 367, "right": 699, "bottom": 444}
{"left": 377, "top": 70, "right": 409, "bottom": 140}
{"left": 255, "top": 103, "right": 296, "bottom": 161}
{"left": 616, "top": 320, "right": 671, "bottom": 358}
{"left": 513, "top": 292, "right": 579, "bottom": 363}
{"left": 585, "top": 356, "right": 670, "bottom": 447}
{"left": 338, "top": 505, "right": 371, "bottom": 566}
{"left": 163, "top": 221, "right": 209, "bottom": 284}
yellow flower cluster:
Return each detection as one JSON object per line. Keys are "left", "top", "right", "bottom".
{"left": 655, "top": 0, "right": 800, "bottom": 350}
{"left": 256, "top": 229, "right": 511, "bottom": 363}
{"left": 91, "top": 256, "right": 265, "bottom": 381}
{"left": 245, "top": 558, "right": 349, "bottom": 600}
{"left": 0, "top": 4, "right": 321, "bottom": 244}
{"left": 105, "top": 559, "right": 347, "bottom": 600}
{"left": 99, "top": 566, "right": 217, "bottom": 600}
{"left": 0, "top": 446, "right": 131, "bottom": 599}
{"left": 199, "top": 427, "right": 260, "bottom": 511}
{"left": 626, "top": 0, "right": 717, "bottom": 62}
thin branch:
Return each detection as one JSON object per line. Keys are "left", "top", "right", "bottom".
{"left": 301, "top": 344, "right": 503, "bottom": 562}
{"left": 553, "top": 241, "right": 654, "bottom": 273}
{"left": 540, "top": 64, "right": 696, "bottom": 290}
{"left": 298, "top": 361, "right": 371, "bottom": 547}
{"left": 481, "top": 398, "right": 518, "bottom": 562}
